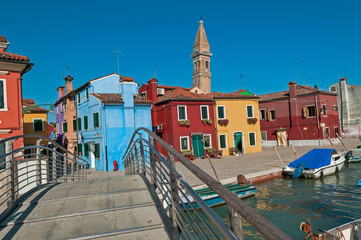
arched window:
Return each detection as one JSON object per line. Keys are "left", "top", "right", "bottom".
{"left": 194, "top": 62, "right": 197, "bottom": 69}
{"left": 206, "top": 61, "right": 209, "bottom": 68}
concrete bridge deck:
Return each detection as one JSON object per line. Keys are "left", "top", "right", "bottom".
{"left": 0, "top": 172, "right": 169, "bottom": 239}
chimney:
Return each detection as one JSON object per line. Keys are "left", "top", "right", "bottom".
{"left": 147, "top": 78, "right": 159, "bottom": 102}
{"left": 57, "top": 86, "right": 65, "bottom": 98}
{"left": 64, "top": 75, "right": 74, "bottom": 94}
{"left": 288, "top": 81, "right": 297, "bottom": 99}
{"left": 340, "top": 77, "right": 346, "bottom": 82}
{"left": 0, "top": 36, "right": 9, "bottom": 52}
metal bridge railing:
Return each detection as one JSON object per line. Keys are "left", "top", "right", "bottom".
{"left": 0, "top": 134, "right": 88, "bottom": 220}
{"left": 123, "top": 128, "right": 291, "bottom": 240}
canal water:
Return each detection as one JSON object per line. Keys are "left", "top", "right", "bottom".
{"left": 214, "top": 163, "right": 361, "bottom": 239}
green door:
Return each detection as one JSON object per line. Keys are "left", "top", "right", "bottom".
{"left": 234, "top": 132, "right": 243, "bottom": 150}
{"left": 192, "top": 135, "right": 205, "bottom": 158}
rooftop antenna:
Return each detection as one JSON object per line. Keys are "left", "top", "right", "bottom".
{"left": 240, "top": 74, "right": 243, "bottom": 90}
{"left": 114, "top": 49, "right": 122, "bottom": 74}
{"left": 345, "top": 68, "right": 348, "bottom": 79}
{"left": 235, "top": 77, "right": 237, "bottom": 90}
{"left": 65, "top": 66, "right": 71, "bottom": 75}
{"left": 153, "top": 67, "right": 157, "bottom": 79}
{"left": 295, "top": 61, "right": 304, "bottom": 83}
{"left": 308, "top": 77, "right": 312, "bottom": 86}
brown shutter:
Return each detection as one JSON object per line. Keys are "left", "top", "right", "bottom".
{"left": 267, "top": 110, "right": 270, "bottom": 121}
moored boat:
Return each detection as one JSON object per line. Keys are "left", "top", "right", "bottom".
{"left": 181, "top": 183, "right": 256, "bottom": 208}
{"left": 283, "top": 149, "right": 346, "bottom": 179}
{"left": 345, "top": 149, "right": 361, "bottom": 163}
{"left": 321, "top": 219, "right": 361, "bottom": 240}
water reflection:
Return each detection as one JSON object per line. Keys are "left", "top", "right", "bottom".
{"left": 215, "top": 163, "right": 361, "bottom": 239}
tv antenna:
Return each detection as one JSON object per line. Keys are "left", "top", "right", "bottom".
{"left": 65, "top": 66, "right": 71, "bottom": 75}
{"left": 345, "top": 68, "right": 348, "bottom": 79}
{"left": 114, "top": 49, "right": 122, "bottom": 74}
{"left": 295, "top": 61, "right": 304, "bottom": 83}
{"left": 153, "top": 67, "right": 157, "bottom": 79}
{"left": 240, "top": 74, "right": 244, "bottom": 90}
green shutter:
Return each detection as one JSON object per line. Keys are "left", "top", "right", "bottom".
{"left": 84, "top": 116, "right": 88, "bottom": 130}
{"left": 78, "top": 118, "right": 82, "bottom": 130}
{"left": 247, "top": 106, "right": 253, "bottom": 118}
{"left": 84, "top": 143, "right": 89, "bottom": 157}
{"left": 34, "top": 119, "right": 43, "bottom": 132}
{"left": 78, "top": 144, "right": 82, "bottom": 156}
{"left": 93, "top": 112, "right": 99, "bottom": 128}
{"left": 0, "top": 81, "right": 4, "bottom": 109}
{"left": 73, "top": 119, "right": 77, "bottom": 131}
{"left": 218, "top": 106, "right": 225, "bottom": 119}
{"left": 220, "top": 135, "right": 226, "bottom": 148}
{"left": 249, "top": 133, "right": 255, "bottom": 146}
{"left": 95, "top": 143, "right": 100, "bottom": 159}
{"left": 63, "top": 122, "right": 68, "bottom": 133}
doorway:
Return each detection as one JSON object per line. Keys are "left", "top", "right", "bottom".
{"left": 233, "top": 132, "right": 244, "bottom": 153}
{"left": 191, "top": 135, "right": 205, "bottom": 158}
{"left": 90, "top": 143, "right": 95, "bottom": 169}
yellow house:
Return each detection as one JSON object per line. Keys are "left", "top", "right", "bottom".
{"left": 22, "top": 99, "right": 48, "bottom": 147}
{"left": 207, "top": 91, "right": 262, "bottom": 156}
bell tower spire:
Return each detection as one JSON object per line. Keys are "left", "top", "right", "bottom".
{"left": 192, "top": 20, "right": 212, "bottom": 93}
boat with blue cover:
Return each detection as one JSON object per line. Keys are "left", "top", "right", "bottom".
{"left": 283, "top": 149, "right": 346, "bottom": 178}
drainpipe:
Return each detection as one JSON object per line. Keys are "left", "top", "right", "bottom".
{"left": 213, "top": 98, "right": 218, "bottom": 150}
{"left": 315, "top": 93, "right": 321, "bottom": 146}
{"left": 169, "top": 100, "right": 173, "bottom": 146}
{"left": 101, "top": 103, "right": 108, "bottom": 171}
{"left": 339, "top": 82, "right": 344, "bottom": 134}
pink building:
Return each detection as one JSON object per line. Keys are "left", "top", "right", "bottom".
{"left": 259, "top": 82, "right": 340, "bottom": 147}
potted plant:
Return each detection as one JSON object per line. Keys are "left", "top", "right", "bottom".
{"left": 218, "top": 119, "right": 229, "bottom": 126}
{"left": 202, "top": 119, "right": 213, "bottom": 125}
{"left": 179, "top": 120, "right": 191, "bottom": 127}
{"left": 247, "top": 118, "right": 258, "bottom": 124}
{"left": 181, "top": 150, "right": 196, "bottom": 160}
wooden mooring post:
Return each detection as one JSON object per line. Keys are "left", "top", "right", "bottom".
{"left": 273, "top": 146, "right": 285, "bottom": 168}
{"left": 227, "top": 194, "right": 244, "bottom": 240}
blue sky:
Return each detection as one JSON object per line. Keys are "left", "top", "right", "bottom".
{"left": 2, "top": 0, "right": 361, "bottom": 122}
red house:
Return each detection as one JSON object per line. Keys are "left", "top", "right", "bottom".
{"left": 259, "top": 82, "right": 340, "bottom": 147}
{"left": 0, "top": 36, "right": 33, "bottom": 151}
{"left": 139, "top": 79, "right": 217, "bottom": 159}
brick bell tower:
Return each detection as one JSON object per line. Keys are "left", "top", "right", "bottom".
{"left": 192, "top": 20, "right": 212, "bottom": 93}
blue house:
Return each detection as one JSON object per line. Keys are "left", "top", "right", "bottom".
{"left": 75, "top": 73, "right": 152, "bottom": 171}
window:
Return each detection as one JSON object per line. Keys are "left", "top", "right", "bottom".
{"left": 335, "top": 127, "right": 339, "bottom": 137}
{"left": 63, "top": 121, "right": 68, "bottom": 133}
{"left": 141, "top": 91, "right": 147, "bottom": 98}
{"left": 219, "top": 134, "right": 227, "bottom": 149}
{"left": 0, "top": 143, "right": 5, "bottom": 170}
{"left": 200, "top": 105, "right": 209, "bottom": 120}
{"left": 78, "top": 118, "right": 82, "bottom": 130}
{"left": 78, "top": 144, "right": 82, "bottom": 156}
{"left": 260, "top": 109, "right": 266, "bottom": 120}
{"left": 247, "top": 105, "right": 254, "bottom": 118}
{"left": 93, "top": 112, "right": 100, "bottom": 128}
{"left": 56, "top": 105, "right": 58, "bottom": 114}
{"left": 0, "top": 79, "right": 7, "bottom": 111}
{"left": 77, "top": 93, "right": 80, "bottom": 104}
{"left": 180, "top": 136, "right": 189, "bottom": 151}
{"left": 249, "top": 132, "right": 256, "bottom": 146}
{"left": 268, "top": 110, "right": 276, "bottom": 121}
{"left": 325, "top": 128, "right": 330, "bottom": 138}
{"left": 84, "top": 143, "right": 89, "bottom": 158}
{"left": 56, "top": 124, "right": 59, "bottom": 134}
{"left": 33, "top": 119, "right": 44, "bottom": 132}
{"left": 322, "top": 104, "right": 327, "bottom": 117}
{"left": 84, "top": 116, "right": 88, "bottom": 130}
{"left": 73, "top": 118, "right": 77, "bottom": 131}
{"left": 85, "top": 88, "right": 89, "bottom": 101}
{"left": 178, "top": 106, "right": 187, "bottom": 120}
{"left": 217, "top": 106, "right": 226, "bottom": 119}
{"left": 63, "top": 102, "right": 66, "bottom": 111}
{"left": 203, "top": 134, "right": 212, "bottom": 148}
{"left": 330, "top": 86, "right": 336, "bottom": 92}
{"left": 303, "top": 106, "right": 316, "bottom": 118}
{"left": 261, "top": 131, "right": 267, "bottom": 141}
{"left": 332, "top": 105, "right": 338, "bottom": 111}
{"left": 94, "top": 143, "right": 100, "bottom": 159}
{"left": 206, "top": 61, "right": 209, "bottom": 69}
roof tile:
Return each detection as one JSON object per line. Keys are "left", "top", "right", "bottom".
{"left": 156, "top": 88, "right": 212, "bottom": 104}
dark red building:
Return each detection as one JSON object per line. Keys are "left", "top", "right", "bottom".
{"left": 259, "top": 82, "right": 340, "bottom": 147}
{"left": 139, "top": 79, "right": 217, "bottom": 158}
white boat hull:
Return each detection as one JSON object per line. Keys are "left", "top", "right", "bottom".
{"left": 323, "top": 219, "right": 361, "bottom": 240}
{"left": 283, "top": 154, "right": 346, "bottom": 179}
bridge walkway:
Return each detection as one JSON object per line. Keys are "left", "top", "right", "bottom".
{"left": 0, "top": 172, "right": 169, "bottom": 239}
